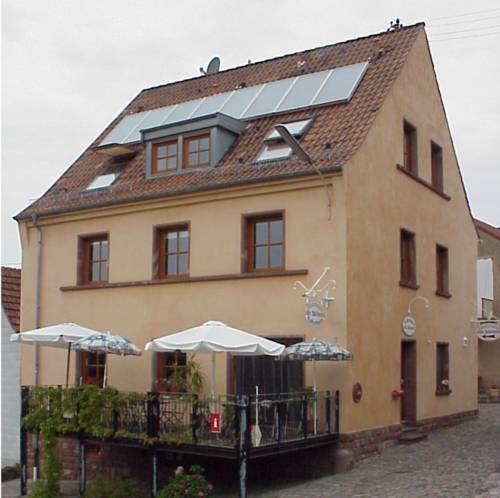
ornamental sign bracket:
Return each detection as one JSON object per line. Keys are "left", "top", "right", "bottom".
{"left": 402, "top": 296, "right": 430, "bottom": 337}
{"left": 294, "top": 267, "right": 336, "bottom": 326}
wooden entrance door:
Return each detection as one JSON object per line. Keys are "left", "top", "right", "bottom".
{"left": 401, "top": 340, "right": 416, "bottom": 424}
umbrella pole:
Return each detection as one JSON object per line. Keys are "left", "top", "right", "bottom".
{"left": 313, "top": 360, "right": 317, "bottom": 435}
{"left": 65, "top": 343, "right": 71, "bottom": 388}
{"left": 103, "top": 355, "right": 108, "bottom": 388}
{"left": 211, "top": 352, "right": 216, "bottom": 399}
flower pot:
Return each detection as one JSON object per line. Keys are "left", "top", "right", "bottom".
{"left": 488, "top": 387, "right": 500, "bottom": 398}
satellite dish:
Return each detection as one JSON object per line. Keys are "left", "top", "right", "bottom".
{"left": 206, "top": 57, "right": 220, "bottom": 75}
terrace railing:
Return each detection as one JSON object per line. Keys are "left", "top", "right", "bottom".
{"left": 21, "top": 386, "right": 339, "bottom": 449}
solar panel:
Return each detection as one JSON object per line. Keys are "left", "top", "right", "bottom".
{"left": 163, "top": 98, "right": 204, "bottom": 125}
{"left": 99, "top": 62, "right": 369, "bottom": 146}
{"left": 276, "top": 70, "right": 330, "bottom": 112}
{"left": 312, "top": 62, "right": 368, "bottom": 106}
{"left": 219, "top": 85, "right": 263, "bottom": 117}
{"left": 100, "top": 112, "right": 148, "bottom": 146}
{"left": 124, "top": 106, "right": 175, "bottom": 143}
{"left": 242, "top": 77, "right": 295, "bottom": 118}
{"left": 191, "top": 93, "right": 231, "bottom": 118}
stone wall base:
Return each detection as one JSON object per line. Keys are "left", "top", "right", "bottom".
{"left": 338, "top": 409, "right": 478, "bottom": 460}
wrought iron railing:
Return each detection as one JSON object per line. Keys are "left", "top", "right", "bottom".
{"left": 21, "top": 386, "right": 338, "bottom": 448}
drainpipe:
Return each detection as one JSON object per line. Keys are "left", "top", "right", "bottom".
{"left": 32, "top": 213, "right": 42, "bottom": 386}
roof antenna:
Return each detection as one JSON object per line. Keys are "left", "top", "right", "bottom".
{"left": 388, "top": 18, "right": 403, "bottom": 31}
{"left": 200, "top": 57, "right": 221, "bottom": 76}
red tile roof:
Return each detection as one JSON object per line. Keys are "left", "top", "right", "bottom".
{"left": 475, "top": 219, "right": 500, "bottom": 241}
{"left": 16, "top": 24, "right": 424, "bottom": 220}
{"left": 1, "top": 267, "right": 21, "bottom": 332}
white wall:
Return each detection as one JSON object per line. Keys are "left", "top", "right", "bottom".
{"left": 477, "top": 258, "right": 494, "bottom": 317}
{"left": 1, "top": 307, "right": 20, "bottom": 467}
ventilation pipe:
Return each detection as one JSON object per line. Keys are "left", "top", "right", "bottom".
{"left": 31, "top": 213, "right": 42, "bottom": 385}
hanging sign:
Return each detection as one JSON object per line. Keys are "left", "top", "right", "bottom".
{"left": 210, "top": 413, "right": 221, "bottom": 433}
{"left": 402, "top": 315, "right": 416, "bottom": 337}
{"left": 305, "top": 302, "right": 325, "bottom": 326}
{"left": 477, "top": 322, "right": 500, "bottom": 341}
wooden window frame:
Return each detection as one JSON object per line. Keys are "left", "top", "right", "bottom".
{"left": 156, "top": 224, "right": 190, "bottom": 280}
{"left": 152, "top": 139, "right": 178, "bottom": 175}
{"left": 403, "top": 121, "right": 418, "bottom": 175}
{"left": 400, "top": 229, "right": 417, "bottom": 288}
{"left": 182, "top": 132, "right": 210, "bottom": 169}
{"left": 155, "top": 351, "right": 187, "bottom": 393}
{"left": 244, "top": 212, "right": 285, "bottom": 273}
{"left": 436, "top": 244, "right": 450, "bottom": 297}
{"left": 436, "top": 342, "right": 450, "bottom": 395}
{"left": 431, "top": 141, "right": 443, "bottom": 191}
{"left": 79, "top": 351, "right": 106, "bottom": 387}
{"left": 79, "top": 234, "right": 109, "bottom": 285}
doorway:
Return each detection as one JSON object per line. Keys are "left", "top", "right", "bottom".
{"left": 401, "top": 340, "right": 416, "bottom": 424}
{"left": 231, "top": 337, "right": 303, "bottom": 395}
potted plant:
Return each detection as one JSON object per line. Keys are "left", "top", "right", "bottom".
{"left": 488, "top": 384, "right": 500, "bottom": 398}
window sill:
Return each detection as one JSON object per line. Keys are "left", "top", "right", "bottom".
{"left": 399, "top": 281, "right": 419, "bottom": 290}
{"left": 61, "top": 269, "right": 308, "bottom": 291}
{"left": 435, "top": 388, "right": 452, "bottom": 396}
{"left": 436, "top": 290, "right": 452, "bottom": 299}
{"left": 396, "top": 164, "right": 451, "bottom": 200}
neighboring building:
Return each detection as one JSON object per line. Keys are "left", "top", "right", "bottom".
{"left": 16, "top": 22, "right": 477, "bottom": 464}
{"left": 1, "top": 267, "right": 21, "bottom": 467}
{"left": 475, "top": 219, "right": 500, "bottom": 399}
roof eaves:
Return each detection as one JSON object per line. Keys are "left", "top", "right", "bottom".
{"left": 15, "top": 165, "right": 343, "bottom": 221}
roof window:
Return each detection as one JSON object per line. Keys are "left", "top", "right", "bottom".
{"left": 86, "top": 173, "right": 118, "bottom": 191}
{"left": 255, "top": 119, "right": 312, "bottom": 163}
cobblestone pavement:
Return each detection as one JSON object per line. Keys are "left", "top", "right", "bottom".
{"left": 256, "top": 404, "right": 500, "bottom": 498}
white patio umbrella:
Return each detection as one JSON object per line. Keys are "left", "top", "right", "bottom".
{"left": 11, "top": 323, "right": 103, "bottom": 387}
{"left": 145, "top": 321, "right": 285, "bottom": 397}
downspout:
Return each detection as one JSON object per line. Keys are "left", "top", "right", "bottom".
{"left": 32, "top": 213, "right": 42, "bottom": 385}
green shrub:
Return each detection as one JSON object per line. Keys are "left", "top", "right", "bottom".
{"left": 157, "top": 465, "right": 214, "bottom": 498}
{"left": 83, "top": 476, "right": 148, "bottom": 498}
{"left": 28, "top": 480, "right": 59, "bottom": 498}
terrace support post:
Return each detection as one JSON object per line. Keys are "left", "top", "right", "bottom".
{"left": 302, "top": 394, "right": 308, "bottom": 439}
{"left": 277, "top": 395, "right": 282, "bottom": 445}
{"left": 335, "top": 390, "right": 340, "bottom": 434}
{"left": 191, "top": 394, "right": 198, "bottom": 444}
{"left": 326, "top": 390, "right": 331, "bottom": 435}
{"left": 79, "top": 438, "right": 86, "bottom": 494}
{"left": 237, "top": 395, "right": 250, "bottom": 498}
{"left": 20, "top": 386, "right": 28, "bottom": 497}
{"left": 147, "top": 392, "right": 160, "bottom": 439}
{"left": 151, "top": 449, "right": 158, "bottom": 497}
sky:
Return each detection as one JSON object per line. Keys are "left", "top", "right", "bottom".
{"left": 2, "top": 0, "right": 499, "bottom": 267}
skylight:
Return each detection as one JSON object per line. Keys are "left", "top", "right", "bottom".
{"left": 255, "top": 119, "right": 312, "bottom": 163}
{"left": 86, "top": 173, "right": 118, "bottom": 191}
{"left": 256, "top": 142, "right": 293, "bottom": 162}
{"left": 265, "top": 119, "right": 312, "bottom": 141}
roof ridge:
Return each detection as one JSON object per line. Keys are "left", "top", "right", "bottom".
{"left": 140, "top": 22, "right": 426, "bottom": 95}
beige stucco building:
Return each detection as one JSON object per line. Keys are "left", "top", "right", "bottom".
{"left": 16, "top": 23, "right": 478, "bottom": 449}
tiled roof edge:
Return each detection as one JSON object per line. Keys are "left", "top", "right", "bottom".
{"left": 15, "top": 165, "right": 343, "bottom": 221}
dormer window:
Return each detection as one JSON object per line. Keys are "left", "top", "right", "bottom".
{"left": 152, "top": 140, "right": 178, "bottom": 174}
{"left": 184, "top": 133, "right": 210, "bottom": 168}
{"left": 85, "top": 173, "right": 118, "bottom": 191}
{"left": 143, "top": 113, "right": 246, "bottom": 179}
{"left": 255, "top": 119, "right": 312, "bottom": 163}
